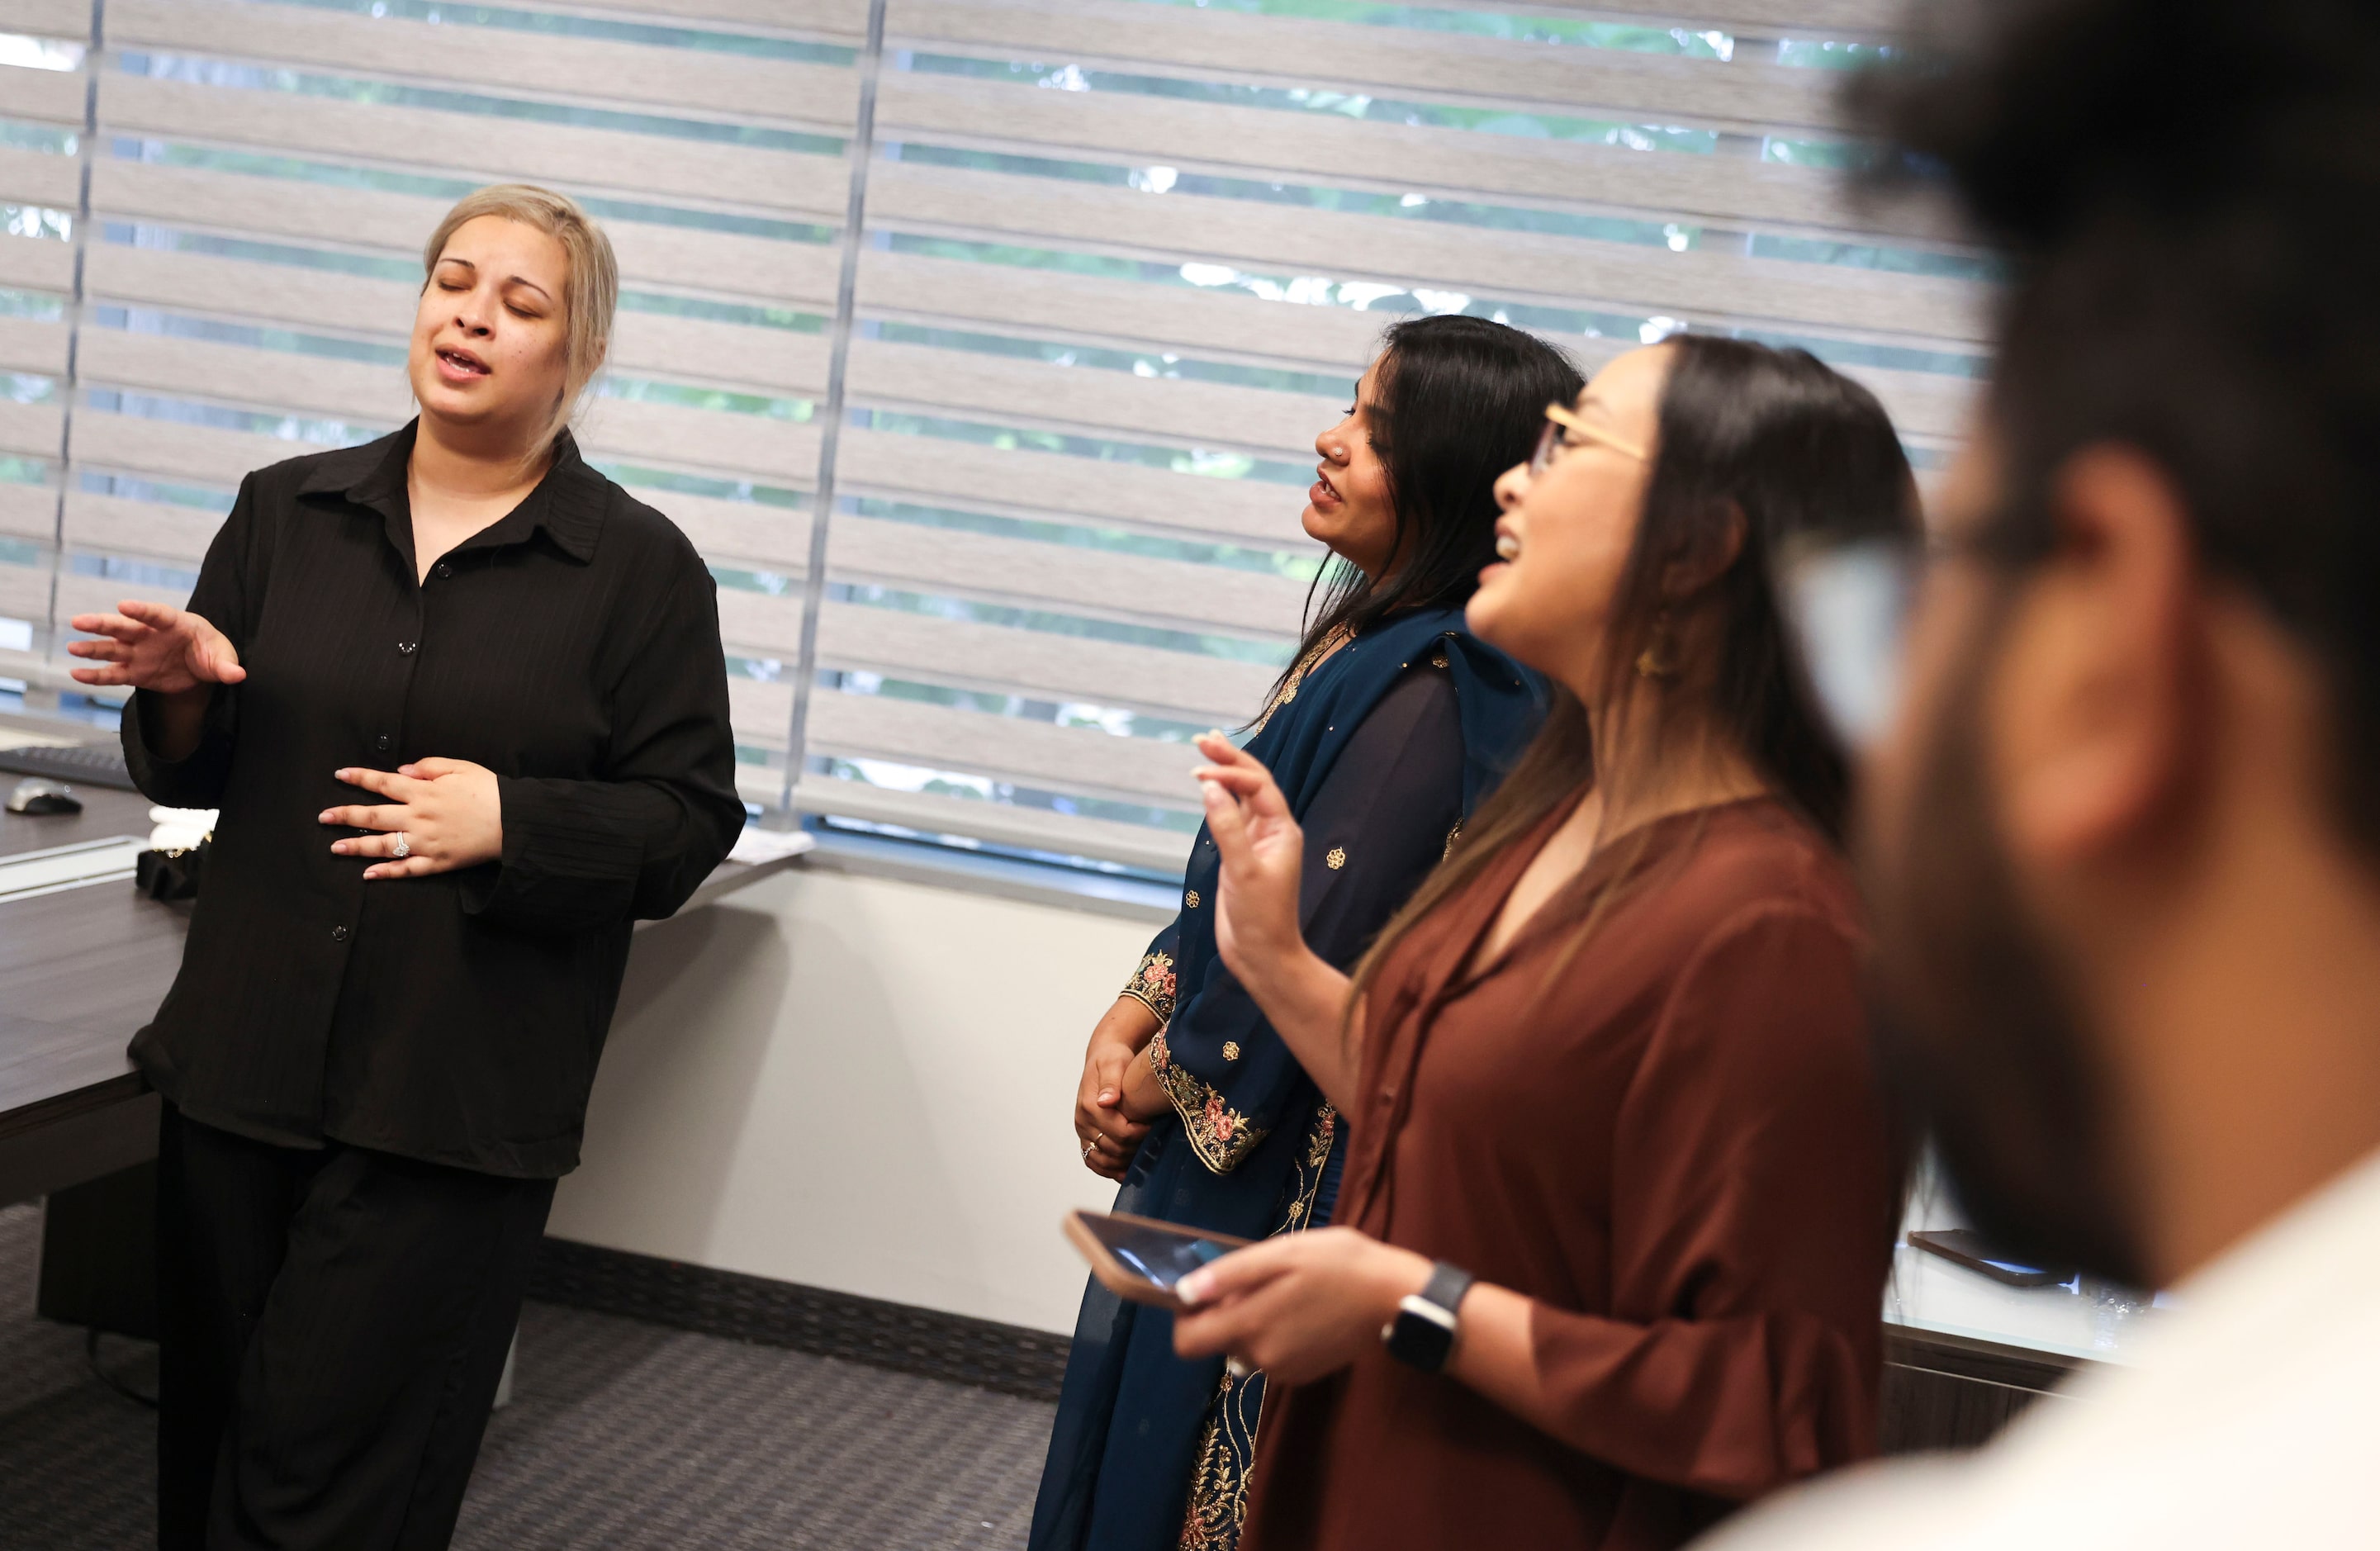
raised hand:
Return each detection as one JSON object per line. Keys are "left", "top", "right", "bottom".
{"left": 320, "top": 757, "right": 503, "bottom": 880}
{"left": 66, "top": 600, "right": 244, "bottom": 695}
{"left": 1191, "top": 733, "right": 1361, "bottom": 1112}
{"left": 1192, "top": 733, "right": 1308, "bottom": 993}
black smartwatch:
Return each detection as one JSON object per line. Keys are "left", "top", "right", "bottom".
{"left": 1381, "top": 1261, "right": 1475, "bottom": 1373}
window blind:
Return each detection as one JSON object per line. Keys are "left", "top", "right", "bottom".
{"left": 0, "top": 0, "right": 1980, "bottom": 875}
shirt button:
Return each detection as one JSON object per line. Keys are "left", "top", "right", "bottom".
{"left": 374, "top": 734, "right": 391, "bottom": 752}
{"left": 397, "top": 641, "right": 417, "bottom": 655}
{"left": 435, "top": 562, "right": 453, "bottom": 578}
{"left": 331, "top": 925, "right": 350, "bottom": 942}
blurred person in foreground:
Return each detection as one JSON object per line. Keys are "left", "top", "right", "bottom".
{"left": 1168, "top": 335, "right": 1917, "bottom": 1550}
{"left": 1704, "top": 0, "right": 2380, "bottom": 1545}
{"left": 68, "top": 185, "right": 742, "bottom": 1548}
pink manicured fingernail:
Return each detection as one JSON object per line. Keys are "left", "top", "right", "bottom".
{"left": 1178, "top": 1271, "right": 1211, "bottom": 1306}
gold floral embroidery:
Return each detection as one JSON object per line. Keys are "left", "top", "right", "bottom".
{"left": 1431, "top": 652, "right": 1449, "bottom": 669}
{"left": 1121, "top": 951, "right": 1178, "bottom": 1024}
{"left": 1176, "top": 1103, "right": 1338, "bottom": 1551}
{"left": 1184, "top": 889, "right": 1201, "bottom": 909}
{"left": 1249, "top": 624, "right": 1350, "bottom": 738}
{"left": 1222, "top": 1041, "right": 1240, "bottom": 1061}
{"left": 1150, "top": 1028, "right": 1268, "bottom": 1174}
{"left": 1324, "top": 847, "right": 1346, "bottom": 870}
{"left": 1443, "top": 817, "right": 1464, "bottom": 861}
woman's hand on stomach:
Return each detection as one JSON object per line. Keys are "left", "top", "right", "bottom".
{"left": 1077, "top": 996, "right": 1160, "bottom": 1180}
{"left": 321, "top": 758, "right": 503, "bottom": 880}
{"left": 65, "top": 600, "right": 244, "bottom": 696}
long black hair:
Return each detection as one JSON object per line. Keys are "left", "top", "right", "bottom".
{"left": 1272, "top": 315, "right": 1583, "bottom": 699}
{"left": 1352, "top": 334, "right": 1918, "bottom": 1008}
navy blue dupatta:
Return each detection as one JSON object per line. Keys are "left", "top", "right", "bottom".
{"left": 1030, "top": 607, "right": 1543, "bottom": 1551}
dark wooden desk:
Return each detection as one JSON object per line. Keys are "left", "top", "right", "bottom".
{"left": 0, "top": 786, "right": 798, "bottom": 1205}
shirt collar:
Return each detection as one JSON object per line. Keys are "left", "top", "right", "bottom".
{"left": 296, "top": 419, "right": 609, "bottom": 565}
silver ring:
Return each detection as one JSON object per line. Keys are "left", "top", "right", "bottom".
{"left": 391, "top": 831, "right": 410, "bottom": 860}
{"left": 1082, "top": 1138, "right": 1098, "bottom": 1159}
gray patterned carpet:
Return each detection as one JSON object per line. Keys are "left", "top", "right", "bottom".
{"left": 0, "top": 1203, "right": 1056, "bottom": 1549}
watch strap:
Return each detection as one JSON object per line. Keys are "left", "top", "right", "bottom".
{"left": 1419, "top": 1261, "right": 1475, "bottom": 1320}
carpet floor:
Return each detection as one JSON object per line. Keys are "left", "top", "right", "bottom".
{"left": 0, "top": 1203, "right": 1058, "bottom": 1549}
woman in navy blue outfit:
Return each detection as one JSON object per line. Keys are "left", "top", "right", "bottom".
{"left": 1033, "top": 316, "right": 1583, "bottom": 1551}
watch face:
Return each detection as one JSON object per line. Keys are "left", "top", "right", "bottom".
{"left": 1387, "top": 1298, "right": 1458, "bottom": 1372}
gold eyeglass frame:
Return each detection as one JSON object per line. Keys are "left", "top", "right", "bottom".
{"left": 1532, "top": 401, "right": 1651, "bottom": 472}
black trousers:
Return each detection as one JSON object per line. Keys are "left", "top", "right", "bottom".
{"left": 156, "top": 1104, "right": 556, "bottom": 1551}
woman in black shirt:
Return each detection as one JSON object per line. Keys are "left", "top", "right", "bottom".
{"left": 66, "top": 183, "right": 743, "bottom": 1549}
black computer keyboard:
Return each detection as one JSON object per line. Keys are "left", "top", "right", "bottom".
{"left": 0, "top": 740, "right": 140, "bottom": 791}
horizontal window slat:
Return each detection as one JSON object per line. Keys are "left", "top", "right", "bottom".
{"left": 578, "top": 399, "right": 821, "bottom": 486}
{"left": 557, "top": 0, "right": 870, "bottom": 37}
{"left": 109, "top": 0, "right": 860, "bottom": 134}
{"left": 808, "top": 689, "right": 1205, "bottom": 805}
{"left": 789, "top": 776, "right": 1194, "bottom": 872}
{"left": 0, "top": 397, "right": 63, "bottom": 459}
{"left": 68, "top": 406, "right": 294, "bottom": 485}
{"left": 98, "top": 71, "right": 852, "bottom": 218}
{"left": 816, "top": 598, "right": 1278, "bottom": 725}
{"left": 0, "top": 0, "right": 88, "bottom": 40}
{"left": 61, "top": 488, "right": 221, "bottom": 562}
{"left": 0, "top": 314, "right": 67, "bottom": 377}
{"left": 83, "top": 244, "right": 832, "bottom": 397}
{"left": 633, "top": 488, "right": 812, "bottom": 572}
{"left": 726, "top": 673, "right": 792, "bottom": 744}
{"left": 1, "top": 59, "right": 85, "bottom": 124}
{"left": 869, "top": 161, "right": 1991, "bottom": 344}
{"left": 836, "top": 427, "right": 1311, "bottom": 548}
{"left": 1849, "top": 363, "right": 1975, "bottom": 444}
{"left": 78, "top": 325, "right": 409, "bottom": 422}
{"left": 889, "top": 0, "right": 1833, "bottom": 133}
{"left": 0, "top": 558, "right": 50, "bottom": 621}
{"left": 830, "top": 514, "right": 1308, "bottom": 640}
{"left": 0, "top": 144, "right": 82, "bottom": 208}
{"left": 872, "top": 72, "right": 1941, "bottom": 242}
{"left": 0, "top": 480, "right": 50, "bottom": 542}
{"left": 0, "top": 231, "right": 73, "bottom": 293}
{"left": 847, "top": 335, "right": 1334, "bottom": 457}
{"left": 55, "top": 564, "right": 188, "bottom": 620}
{"left": 714, "top": 585, "right": 804, "bottom": 656}
{"left": 89, "top": 160, "right": 843, "bottom": 306}
{"left": 856, "top": 248, "right": 1387, "bottom": 372}
{"left": 1595, "top": 0, "right": 1908, "bottom": 36}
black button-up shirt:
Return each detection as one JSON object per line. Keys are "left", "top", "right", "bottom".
{"left": 122, "top": 423, "right": 744, "bottom": 1178}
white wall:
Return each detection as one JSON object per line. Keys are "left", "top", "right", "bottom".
{"left": 548, "top": 861, "right": 1159, "bottom": 1335}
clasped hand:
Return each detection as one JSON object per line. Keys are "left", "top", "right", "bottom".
{"left": 321, "top": 761, "right": 503, "bottom": 880}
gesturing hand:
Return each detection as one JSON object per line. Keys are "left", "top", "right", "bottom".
{"left": 65, "top": 600, "right": 244, "bottom": 695}
{"left": 1192, "top": 733, "right": 1308, "bottom": 994}
{"left": 320, "top": 758, "right": 503, "bottom": 880}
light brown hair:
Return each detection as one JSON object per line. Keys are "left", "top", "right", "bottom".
{"left": 420, "top": 183, "right": 619, "bottom": 449}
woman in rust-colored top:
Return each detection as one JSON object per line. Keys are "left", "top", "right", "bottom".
{"left": 1169, "top": 337, "right": 1918, "bottom": 1549}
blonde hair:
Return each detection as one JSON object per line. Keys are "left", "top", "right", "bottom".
{"left": 420, "top": 183, "right": 619, "bottom": 450}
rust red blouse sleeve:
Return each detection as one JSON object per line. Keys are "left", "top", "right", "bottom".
{"left": 1518, "top": 900, "right": 1896, "bottom": 1502}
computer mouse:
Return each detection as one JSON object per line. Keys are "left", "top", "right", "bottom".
{"left": 5, "top": 777, "right": 83, "bottom": 815}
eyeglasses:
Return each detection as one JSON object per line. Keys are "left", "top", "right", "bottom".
{"left": 1529, "top": 401, "right": 1650, "bottom": 477}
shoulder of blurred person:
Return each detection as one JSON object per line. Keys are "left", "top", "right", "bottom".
{"left": 1700, "top": 1145, "right": 2380, "bottom": 1550}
